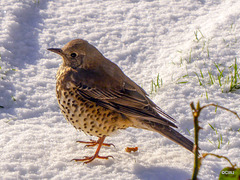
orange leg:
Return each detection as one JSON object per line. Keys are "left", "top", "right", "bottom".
{"left": 76, "top": 138, "right": 115, "bottom": 147}
{"left": 72, "top": 136, "right": 114, "bottom": 164}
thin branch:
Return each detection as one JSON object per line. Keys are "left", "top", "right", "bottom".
{"left": 191, "top": 101, "right": 201, "bottom": 180}
{"left": 202, "top": 153, "right": 237, "bottom": 169}
{"left": 190, "top": 101, "right": 239, "bottom": 180}
{"left": 201, "top": 103, "right": 240, "bottom": 120}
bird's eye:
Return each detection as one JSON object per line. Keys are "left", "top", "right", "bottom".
{"left": 71, "top": 53, "right": 77, "bottom": 58}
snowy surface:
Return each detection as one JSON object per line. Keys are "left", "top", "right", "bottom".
{"left": 1, "top": 0, "right": 240, "bottom": 179}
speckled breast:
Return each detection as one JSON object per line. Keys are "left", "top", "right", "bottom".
{"left": 56, "top": 87, "right": 131, "bottom": 137}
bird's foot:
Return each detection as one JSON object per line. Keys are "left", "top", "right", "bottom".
{"left": 76, "top": 139, "right": 115, "bottom": 148}
{"left": 72, "top": 155, "right": 114, "bottom": 164}
{"left": 73, "top": 136, "right": 114, "bottom": 164}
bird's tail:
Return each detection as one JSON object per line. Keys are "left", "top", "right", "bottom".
{"left": 132, "top": 119, "right": 195, "bottom": 153}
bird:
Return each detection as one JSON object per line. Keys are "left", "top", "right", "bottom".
{"left": 48, "top": 39, "right": 195, "bottom": 164}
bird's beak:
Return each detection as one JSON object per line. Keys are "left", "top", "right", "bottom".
{"left": 47, "top": 48, "right": 63, "bottom": 56}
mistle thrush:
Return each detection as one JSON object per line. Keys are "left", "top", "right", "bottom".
{"left": 48, "top": 39, "right": 194, "bottom": 163}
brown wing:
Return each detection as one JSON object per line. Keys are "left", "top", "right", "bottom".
{"left": 69, "top": 65, "right": 177, "bottom": 128}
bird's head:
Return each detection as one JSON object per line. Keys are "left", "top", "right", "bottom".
{"left": 48, "top": 39, "right": 104, "bottom": 69}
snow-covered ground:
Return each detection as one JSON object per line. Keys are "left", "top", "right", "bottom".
{"left": 1, "top": 0, "right": 240, "bottom": 179}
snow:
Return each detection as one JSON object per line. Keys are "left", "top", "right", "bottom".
{"left": 1, "top": 0, "right": 240, "bottom": 179}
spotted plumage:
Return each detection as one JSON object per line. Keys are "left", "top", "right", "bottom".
{"left": 56, "top": 84, "right": 133, "bottom": 137}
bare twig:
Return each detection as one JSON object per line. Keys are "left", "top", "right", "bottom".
{"left": 190, "top": 102, "right": 202, "bottom": 180}
{"left": 190, "top": 101, "right": 240, "bottom": 180}
{"left": 201, "top": 103, "right": 240, "bottom": 120}
{"left": 201, "top": 153, "right": 237, "bottom": 169}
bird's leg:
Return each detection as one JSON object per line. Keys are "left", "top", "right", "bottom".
{"left": 72, "top": 136, "right": 114, "bottom": 164}
{"left": 76, "top": 137, "right": 115, "bottom": 147}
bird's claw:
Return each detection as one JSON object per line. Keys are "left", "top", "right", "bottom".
{"left": 71, "top": 155, "right": 114, "bottom": 164}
